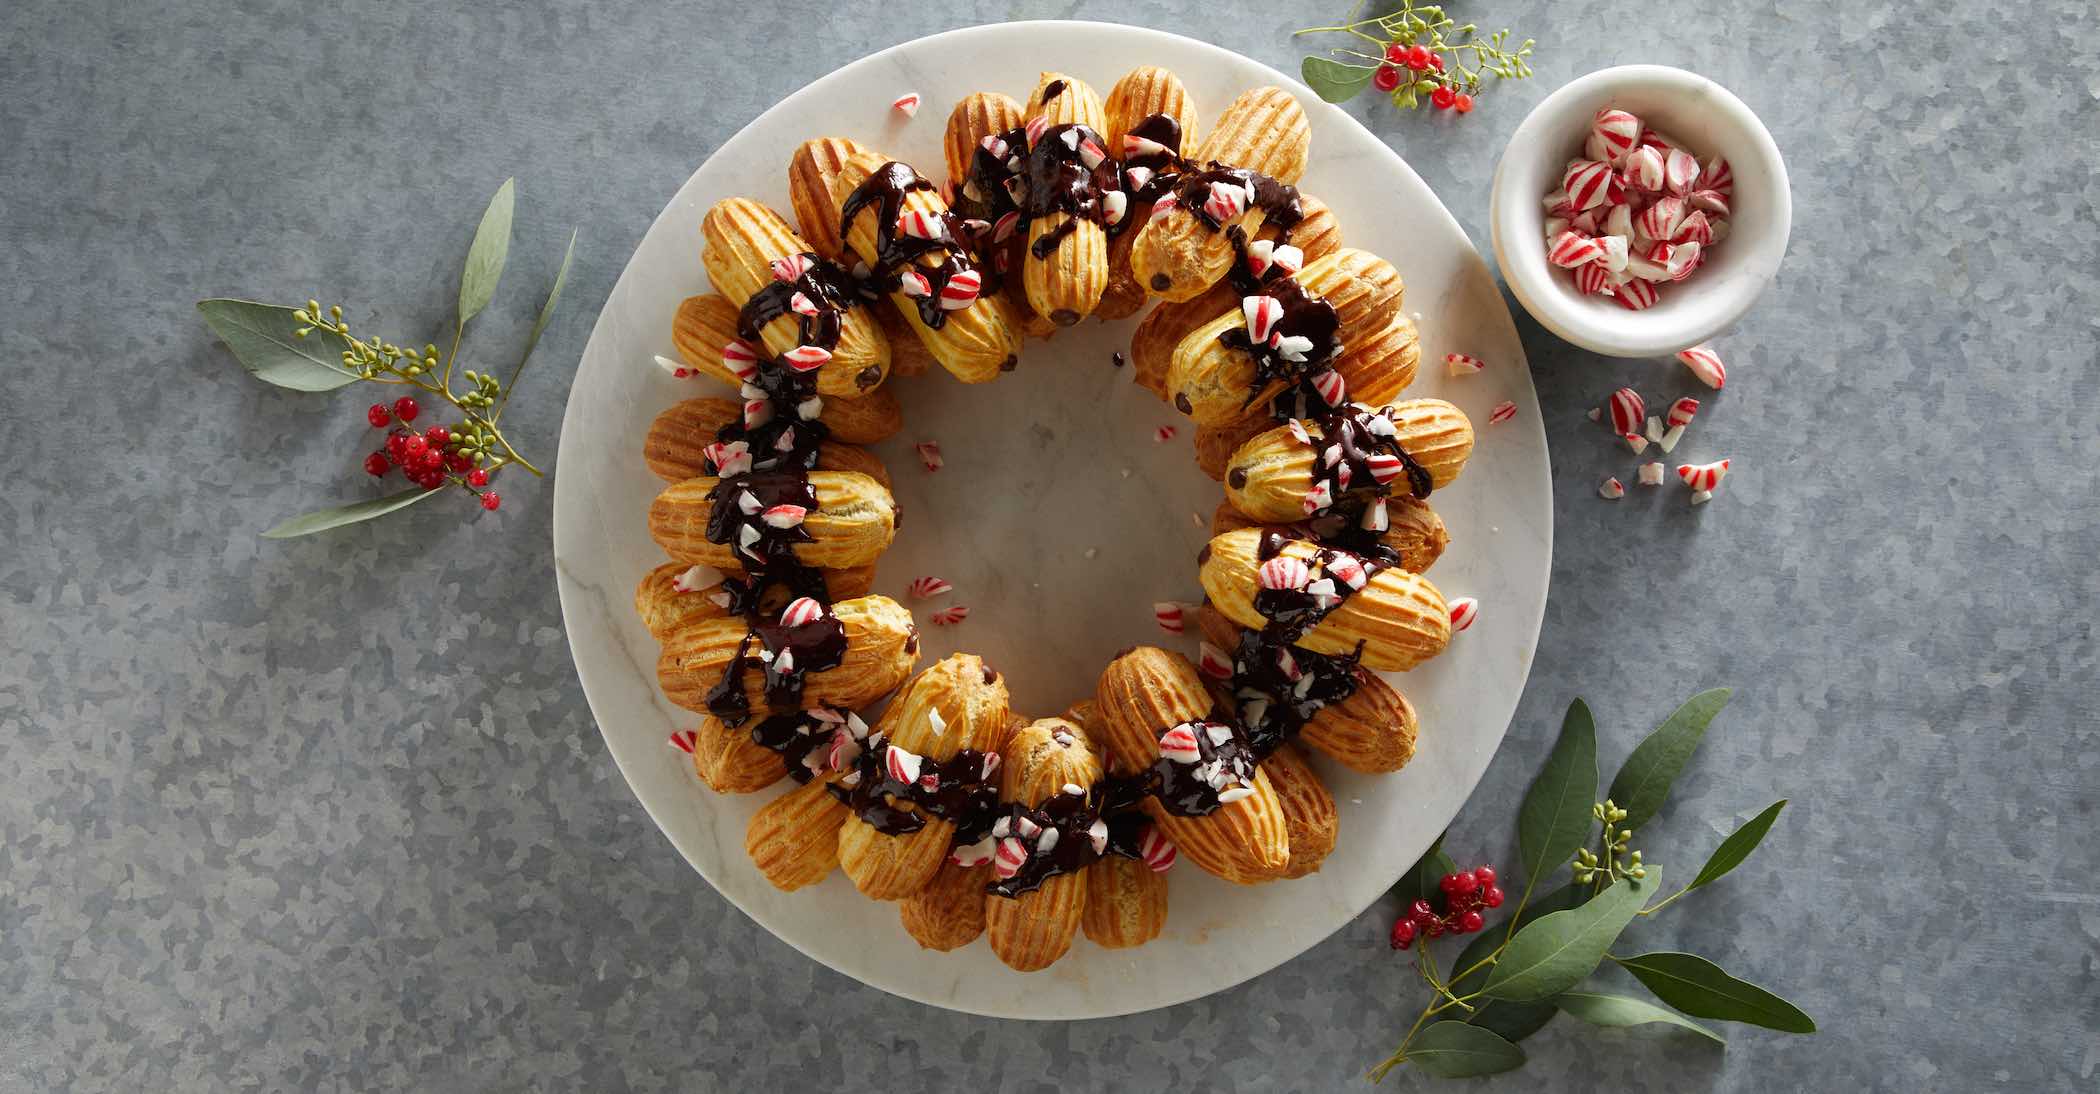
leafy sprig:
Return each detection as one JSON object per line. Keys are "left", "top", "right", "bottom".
{"left": 1296, "top": 1, "right": 1535, "bottom": 112}
{"left": 198, "top": 179, "right": 576, "bottom": 538}
{"left": 1371, "top": 689, "right": 1814, "bottom": 1081}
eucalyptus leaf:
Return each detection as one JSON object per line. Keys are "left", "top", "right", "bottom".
{"left": 1467, "top": 997, "right": 1559, "bottom": 1044}
{"left": 196, "top": 299, "right": 359, "bottom": 392}
{"left": 1555, "top": 990, "right": 1725, "bottom": 1043}
{"left": 1482, "top": 874, "right": 1654, "bottom": 1003}
{"left": 458, "top": 177, "right": 516, "bottom": 325}
{"left": 1393, "top": 833, "right": 1455, "bottom": 906}
{"left": 261, "top": 487, "right": 442, "bottom": 539}
{"left": 1518, "top": 699, "right": 1597, "bottom": 894}
{"left": 516, "top": 227, "right": 576, "bottom": 371}
{"left": 1301, "top": 55, "right": 1377, "bottom": 103}
{"left": 1614, "top": 951, "right": 1816, "bottom": 1033}
{"left": 1608, "top": 688, "right": 1731, "bottom": 830}
{"left": 1688, "top": 800, "right": 1787, "bottom": 891}
{"left": 1402, "top": 1021, "right": 1525, "bottom": 1078}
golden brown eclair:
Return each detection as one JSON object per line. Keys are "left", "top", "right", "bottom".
{"left": 656, "top": 594, "right": 919, "bottom": 715}
{"left": 1094, "top": 647, "right": 1291, "bottom": 884}
{"left": 1081, "top": 853, "right": 1168, "bottom": 949}
{"left": 899, "top": 860, "right": 990, "bottom": 952}
{"left": 983, "top": 717, "right": 1103, "bottom": 971}
{"left": 699, "top": 198, "right": 891, "bottom": 395}
{"left": 1130, "top": 87, "right": 1311, "bottom": 301}
{"left": 1196, "top": 603, "right": 1420, "bottom": 775}
{"left": 671, "top": 294, "right": 909, "bottom": 438}
{"left": 1223, "top": 399, "right": 1474, "bottom": 524}
{"left": 1208, "top": 496, "right": 1448, "bottom": 575}
{"left": 636, "top": 560, "right": 876, "bottom": 643}
{"left": 787, "top": 135, "right": 868, "bottom": 261}
{"left": 1019, "top": 73, "right": 1111, "bottom": 327}
{"left": 1261, "top": 742, "right": 1337, "bottom": 878}
{"left": 837, "top": 654, "right": 1012, "bottom": 900}
{"left": 941, "top": 91, "right": 1059, "bottom": 342}
{"left": 1198, "top": 530, "right": 1449, "bottom": 672}
{"left": 647, "top": 470, "right": 898, "bottom": 570}
{"left": 643, "top": 396, "right": 890, "bottom": 489}
{"left": 1098, "top": 66, "right": 1199, "bottom": 321}
{"left": 745, "top": 774, "right": 851, "bottom": 891}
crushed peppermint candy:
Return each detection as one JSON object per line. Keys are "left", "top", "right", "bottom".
{"left": 668, "top": 729, "right": 698, "bottom": 754}
{"left": 1599, "top": 476, "right": 1625, "bottom": 499}
{"left": 1155, "top": 425, "right": 1178, "bottom": 443}
{"left": 915, "top": 440, "right": 943, "bottom": 471}
{"left": 906, "top": 576, "right": 953, "bottom": 600}
{"left": 1677, "top": 343, "right": 1728, "bottom": 388}
{"left": 1447, "top": 597, "right": 1479, "bottom": 632}
{"left": 1638, "top": 461, "right": 1667, "bottom": 486}
{"left": 890, "top": 91, "right": 921, "bottom": 118}
{"left": 653, "top": 353, "right": 696, "bottom": 379}
{"left": 1445, "top": 352, "right": 1487, "bottom": 377}
{"left": 1487, "top": 401, "right": 1518, "bottom": 425}
{"left": 1678, "top": 459, "right": 1731, "bottom": 492}
{"left": 1138, "top": 825, "right": 1177, "bottom": 872}
{"left": 1544, "top": 114, "right": 1734, "bottom": 305}
{"left": 1153, "top": 601, "right": 1187, "bottom": 635}
{"left": 928, "top": 605, "right": 971, "bottom": 626}
{"left": 671, "top": 564, "right": 724, "bottom": 593}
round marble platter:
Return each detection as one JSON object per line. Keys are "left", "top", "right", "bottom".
{"left": 553, "top": 20, "right": 1549, "bottom": 1019}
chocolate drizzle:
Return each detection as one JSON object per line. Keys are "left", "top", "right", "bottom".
{"left": 983, "top": 790, "right": 1109, "bottom": 898}
{"left": 1218, "top": 276, "right": 1342, "bottom": 410}
{"left": 1166, "top": 165, "right": 1305, "bottom": 234}
{"left": 749, "top": 708, "right": 853, "bottom": 784}
{"left": 838, "top": 161, "right": 984, "bottom": 330}
{"left": 828, "top": 744, "right": 1001, "bottom": 838}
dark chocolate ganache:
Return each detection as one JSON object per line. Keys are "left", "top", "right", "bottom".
{"left": 1217, "top": 274, "right": 1342, "bottom": 411}
{"left": 748, "top": 707, "right": 861, "bottom": 784}
{"left": 828, "top": 741, "right": 1001, "bottom": 838}
{"left": 983, "top": 789, "right": 1110, "bottom": 898}
{"left": 838, "top": 160, "right": 983, "bottom": 330}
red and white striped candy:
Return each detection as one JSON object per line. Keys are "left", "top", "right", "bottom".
{"left": 906, "top": 576, "right": 952, "bottom": 600}
{"left": 1616, "top": 278, "right": 1660, "bottom": 310}
{"left": 1703, "top": 155, "right": 1734, "bottom": 199}
{"left": 1153, "top": 601, "right": 1186, "bottom": 634}
{"left": 743, "top": 397, "right": 774, "bottom": 430}
{"left": 1664, "top": 241, "right": 1702, "bottom": 280}
{"left": 1568, "top": 207, "right": 1604, "bottom": 236}
{"left": 1101, "top": 190, "right": 1128, "bottom": 226}
{"left": 992, "top": 836, "right": 1029, "bottom": 880}
{"left": 1157, "top": 723, "right": 1203, "bottom": 764}
{"left": 782, "top": 345, "right": 831, "bottom": 372}
{"left": 1122, "top": 133, "right": 1170, "bottom": 159}
{"left": 897, "top": 210, "right": 945, "bottom": 241}
{"left": 1138, "top": 825, "right": 1177, "bottom": 872}
{"left": 1639, "top": 461, "right": 1667, "bottom": 486}
{"left": 1623, "top": 432, "right": 1649, "bottom": 454}
{"left": 1445, "top": 352, "right": 1486, "bottom": 376}
{"left": 1636, "top": 196, "right": 1687, "bottom": 241}
{"left": 1360, "top": 496, "right": 1389, "bottom": 532}
{"left": 1197, "top": 642, "right": 1234, "bottom": 680}
{"left": 703, "top": 439, "right": 753, "bottom": 477}
{"left": 769, "top": 254, "right": 814, "bottom": 283}
{"left": 1598, "top": 233, "right": 1630, "bottom": 273}
{"left": 1448, "top": 597, "right": 1479, "bottom": 632}
{"left": 885, "top": 744, "right": 922, "bottom": 785}
{"left": 1599, "top": 476, "right": 1625, "bottom": 499}
{"left": 1077, "top": 136, "right": 1107, "bottom": 170}
{"left": 1677, "top": 459, "right": 1731, "bottom": 491}
{"left": 1326, "top": 552, "right": 1369, "bottom": 590}
{"left": 1024, "top": 115, "right": 1049, "bottom": 147}
{"left": 929, "top": 605, "right": 970, "bottom": 625}
{"left": 656, "top": 353, "right": 700, "bottom": 380}
{"left": 1154, "top": 424, "right": 1178, "bottom": 443}
{"left": 1673, "top": 210, "right": 1713, "bottom": 246}
{"left": 1487, "top": 401, "right": 1517, "bottom": 425}
{"left": 1259, "top": 555, "right": 1311, "bottom": 591}
{"left": 1310, "top": 369, "right": 1347, "bottom": 407}
{"left": 1607, "top": 387, "right": 1645, "bottom": 435}
{"left": 672, "top": 564, "right": 725, "bottom": 593}
{"left": 949, "top": 836, "right": 995, "bottom": 869}
{"left": 1623, "top": 145, "right": 1665, "bottom": 193}
{"left": 1203, "top": 180, "right": 1248, "bottom": 222}
{"left": 991, "top": 210, "right": 1021, "bottom": 244}
{"left": 1574, "top": 262, "right": 1615, "bottom": 296}
{"left": 896, "top": 269, "right": 931, "bottom": 298}
{"left": 1242, "top": 295, "right": 1283, "bottom": 343}
{"left": 1593, "top": 108, "right": 1642, "bottom": 164}
{"left": 1563, "top": 159, "right": 1615, "bottom": 210}
{"left": 761, "top": 504, "right": 807, "bottom": 529}
{"left": 1150, "top": 191, "right": 1178, "bottom": 219}
{"left": 1666, "top": 396, "right": 1700, "bottom": 428}
{"left": 721, "top": 339, "right": 760, "bottom": 380}
{"left": 1548, "top": 231, "right": 1605, "bottom": 268}
{"left": 1301, "top": 480, "right": 1333, "bottom": 515}
{"left": 668, "top": 729, "right": 698, "bottom": 754}
{"left": 891, "top": 90, "right": 921, "bottom": 117}
{"left": 1584, "top": 130, "right": 1612, "bottom": 164}
{"left": 938, "top": 269, "right": 981, "bottom": 310}
{"left": 1365, "top": 452, "right": 1406, "bottom": 485}
{"left": 1688, "top": 189, "right": 1730, "bottom": 217}
{"left": 1663, "top": 149, "right": 1701, "bottom": 196}
{"left": 915, "top": 440, "right": 943, "bottom": 471}
{"left": 782, "top": 292, "right": 818, "bottom": 321}
{"left": 779, "top": 596, "right": 826, "bottom": 628}
{"left": 1676, "top": 344, "right": 1727, "bottom": 388}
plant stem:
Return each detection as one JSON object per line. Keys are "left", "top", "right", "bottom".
{"left": 1637, "top": 883, "right": 1691, "bottom": 917}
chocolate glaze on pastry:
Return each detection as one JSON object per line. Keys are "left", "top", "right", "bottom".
{"left": 838, "top": 160, "right": 983, "bottom": 330}
{"left": 829, "top": 746, "right": 1001, "bottom": 838}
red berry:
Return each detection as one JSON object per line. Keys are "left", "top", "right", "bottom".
{"left": 1482, "top": 886, "right": 1505, "bottom": 908}
{"left": 1460, "top": 910, "right": 1485, "bottom": 934}
{"left": 1431, "top": 86, "right": 1456, "bottom": 110}
{"left": 424, "top": 425, "right": 450, "bottom": 447}
{"left": 1373, "top": 64, "right": 1401, "bottom": 93}
{"left": 1390, "top": 917, "right": 1416, "bottom": 949}
{"left": 1404, "top": 44, "right": 1431, "bottom": 70}
{"left": 392, "top": 396, "right": 419, "bottom": 423}
{"left": 1428, "top": 53, "right": 1445, "bottom": 72}
{"left": 1438, "top": 872, "right": 1462, "bottom": 896}
{"left": 446, "top": 452, "right": 472, "bottom": 473}
{"left": 1454, "top": 92, "right": 1475, "bottom": 114}
{"left": 1423, "top": 918, "right": 1444, "bottom": 938}
{"left": 1409, "top": 899, "right": 1435, "bottom": 922}
{"left": 1384, "top": 42, "right": 1407, "bottom": 65}
{"left": 386, "top": 432, "right": 410, "bottom": 460}
{"left": 366, "top": 403, "right": 391, "bottom": 428}
{"left": 1473, "top": 865, "right": 1496, "bottom": 887}
{"left": 418, "top": 449, "right": 444, "bottom": 472}
{"left": 1450, "top": 871, "right": 1478, "bottom": 897}
{"left": 417, "top": 471, "right": 444, "bottom": 490}
{"left": 363, "top": 452, "right": 389, "bottom": 477}
{"left": 403, "top": 435, "right": 428, "bottom": 459}
{"left": 480, "top": 491, "right": 502, "bottom": 511}
{"left": 466, "top": 468, "right": 490, "bottom": 487}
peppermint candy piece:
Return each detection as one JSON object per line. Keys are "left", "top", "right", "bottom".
{"left": 1645, "top": 415, "right": 1665, "bottom": 444}
{"left": 1244, "top": 239, "right": 1277, "bottom": 276}
{"left": 1677, "top": 459, "right": 1731, "bottom": 492}
{"left": 1364, "top": 452, "right": 1406, "bottom": 486}
{"left": 980, "top": 751, "right": 1000, "bottom": 780}
{"left": 1087, "top": 818, "right": 1110, "bottom": 856}
{"left": 1638, "top": 461, "right": 1667, "bottom": 486}
{"left": 1664, "top": 148, "right": 1702, "bottom": 196}
{"left": 1593, "top": 108, "right": 1641, "bottom": 165}
{"left": 1302, "top": 479, "right": 1333, "bottom": 515}
{"left": 1574, "top": 262, "right": 1615, "bottom": 296}
{"left": 1122, "top": 133, "right": 1169, "bottom": 159}
{"left": 1137, "top": 825, "right": 1177, "bottom": 872}
{"left": 937, "top": 269, "right": 982, "bottom": 310}
{"left": 1197, "top": 641, "right": 1234, "bottom": 680}
{"left": 1216, "top": 786, "right": 1256, "bottom": 805}
{"left": 949, "top": 836, "right": 996, "bottom": 869}
{"left": 1014, "top": 814, "right": 1041, "bottom": 839}
{"left": 1599, "top": 234, "right": 1630, "bottom": 274}
{"left": 743, "top": 398, "right": 774, "bottom": 431}
{"left": 1310, "top": 369, "right": 1347, "bottom": 407}
{"left": 1360, "top": 497, "right": 1389, "bottom": 532}
{"left": 897, "top": 210, "right": 945, "bottom": 241}
{"left": 668, "top": 729, "right": 698, "bottom": 754}
{"left": 1664, "top": 241, "right": 1703, "bottom": 281}
{"left": 1488, "top": 401, "right": 1518, "bottom": 425}
{"left": 761, "top": 504, "right": 807, "bottom": 529}
{"left": 1059, "top": 127, "right": 1081, "bottom": 151}
{"left": 1154, "top": 425, "right": 1178, "bottom": 443}
{"left": 1123, "top": 165, "right": 1154, "bottom": 192}
{"left": 671, "top": 564, "right": 725, "bottom": 593}
{"left": 929, "top": 605, "right": 970, "bottom": 626}
{"left": 1688, "top": 189, "right": 1731, "bottom": 217}
{"left": 906, "top": 576, "right": 953, "bottom": 600}
{"left": 769, "top": 253, "right": 814, "bottom": 283}
{"left": 1327, "top": 553, "right": 1369, "bottom": 590}
{"left": 704, "top": 440, "right": 753, "bottom": 477}
{"left": 1636, "top": 196, "right": 1688, "bottom": 242}
{"left": 1448, "top": 597, "right": 1480, "bottom": 632}
{"left": 721, "top": 339, "right": 760, "bottom": 380}
{"left": 1153, "top": 602, "right": 1186, "bottom": 635}
{"left": 774, "top": 422, "right": 800, "bottom": 451}
{"left": 653, "top": 354, "right": 695, "bottom": 379}
{"left": 1024, "top": 115, "right": 1049, "bottom": 147}
{"left": 788, "top": 291, "right": 820, "bottom": 318}
{"left": 1562, "top": 159, "right": 1615, "bottom": 210}
{"left": 915, "top": 440, "right": 944, "bottom": 471}
{"left": 772, "top": 648, "right": 796, "bottom": 675}
{"left": 992, "top": 836, "right": 1029, "bottom": 881}
{"left": 1676, "top": 344, "right": 1727, "bottom": 388}
{"left": 1258, "top": 555, "right": 1312, "bottom": 591}
{"left": 1202, "top": 179, "right": 1248, "bottom": 222}
{"left": 1623, "top": 145, "right": 1665, "bottom": 193}
{"left": 991, "top": 210, "right": 1021, "bottom": 244}
{"left": 1274, "top": 335, "right": 1317, "bottom": 362}
{"left": 1287, "top": 418, "right": 1312, "bottom": 445}
{"left": 1242, "top": 295, "right": 1283, "bottom": 344}
{"left": 1548, "top": 231, "right": 1604, "bottom": 268}
{"left": 782, "top": 345, "right": 832, "bottom": 372}
{"left": 1703, "top": 155, "right": 1735, "bottom": 198}
{"left": 1623, "top": 432, "right": 1650, "bottom": 455}
{"left": 1445, "top": 352, "right": 1486, "bottom": 377}
{"left": 884, "top": 744, "right": 922, "bottom": 785}
{"left": 1616, "top": 278, "right": 1660, "bottom": 310}
{"left": 1600, "top": 476, "right": 1625, "bottom": 499}
{"left": 1150, "top": 191, "right": 1179, "bottom": 220}
{"left": 896, "top": 269, "right": 932, "bottom": 298}
{"left": 1605, "top": 203, "right": 1635, "bottom": 240}
{"left": 1674, "top": 210, "right": 1714, "bottom": 246}
{"left": 1077, "top": 136, "right": 1107, "bottom": 170}
{"left": 1660, "top": 425, "right": 1686, "bottom": 454}
{"left": 736, "top": 490, "right": 762, "bottom": 516}
{"left": 1666, "top": 396, "right": 1700, "bottom": 429}
{"left": 980, "top": 133, "right": 1008, "bottom": 157}
{"left": 797, "top": 395, "right": 824, "bottom": 421}
{"left": 1101, "top": 190, "right": 1128, "bottom": 227}
{"left": 1157, "top": 723, "right": 1203, "bottom": 765}
{"left": 891, "top": 91, "right": 921, "bottom": 118}
{"left": 777, "top": 598, "right": 825, "bottom": 631}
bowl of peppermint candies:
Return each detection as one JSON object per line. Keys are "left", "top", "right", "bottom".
{"left": 1489, "top": 64, "right": 1790, "bottom": 358}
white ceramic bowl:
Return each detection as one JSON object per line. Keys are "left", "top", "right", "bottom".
{"left": 1490, "top": 65, "right": 1790, "bottom": 358}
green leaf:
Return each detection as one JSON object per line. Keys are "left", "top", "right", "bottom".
{"left": 1608, "top": 688, "right": 1731, "bottom": 830}
{"left": 261, "top": 487, "right": 443, "bottom": 539}
{"left": 1614, "top": 952, "right": 1815, "bottom": 1033}
{"left": 1483, "top": 874, "right": 1654, "bottom": 1003}
{"left": 1518, "top": 699, "right": 1597, "bottom": 893}
{"left": 516, "top": 227, "right": 576, "bottom": 371}
{"left": 1687, "top": 800, "right": 1787, "bottom": 892}
{"left": 1393, "top": 833, "right": 1455, "bottom": 906}
{"left": 1555, "top": 990, "right": 1725, "bottom": 1043}
{"left": 1402, "top": 1022, "right": 1525, "bottom": 1078}
{"left": 1301, "top": 56, "right": 1377, "bottom": 103}
{"left": 1437, "top": 880, "right": 1582, "bottom": 1043}
{"left": 196, "top": 299, "right": 359, "bottom": 392}
{"left": 1466, "top": 997, "right": 1557, "bottom": 1044}
{"left": 458, "top": 177, "right": 516, "bottom": 324}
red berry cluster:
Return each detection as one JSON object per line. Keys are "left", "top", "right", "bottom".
{"left": 1371, "top": 42, "right": 1475, "bottom": 113}
{"left": 362, "top": 397, "right": 500, "bottom": 510}
{"left": 1389, "top": 865, "right": 1504, "bottom": 949}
